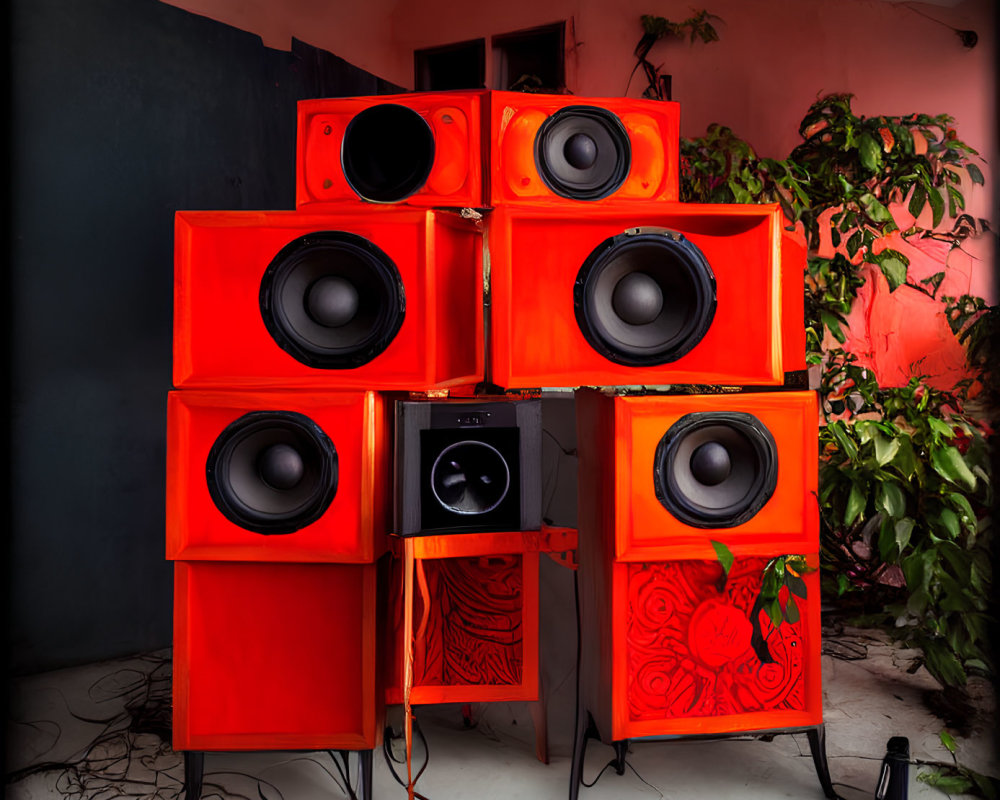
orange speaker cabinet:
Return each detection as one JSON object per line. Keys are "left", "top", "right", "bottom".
{"left": 574, "top": 389, "right": 822, "bottom": 741}
{"left": 385, "top": 532, "right": 541, "bottom": 706}
{"left": 174, "top": 207, "right": 483, "bottom": 391}
{"left": 166, "top": 389, "right": 389, "bottom": 563}
{"left": 574, "top": 389, "right": 818, "bottom": 563}
{"left": 489, "top": 91, "right": 680, "bottom": 206}
{"left": 172, "top": 560, "right": 382, "bottom": 751}
{"left": 488, "top": 203, "right": 786, "bottom": 390}
{"left": 296, "top": 91, "right": 487, "bottom": 208}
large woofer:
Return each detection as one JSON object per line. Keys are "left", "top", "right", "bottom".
{"left": 653, "top": 412, "right": 777, "bottom": 528}
{"left": 534, "top": 106, "right": 631, "bottom": 200}
{"left": 574, "top": 227, "right": 716, "bottom": 366}
{"left": 260, "top": 231, "right": 405, "bottom": 369}
{"left": 206, "top": 411, "right": 338, "bottom": 534}
{"left": 430, "top": 440, "right": 511, "bottom": 516}
{"left": 341, "top": 104, "right": 435, "bottom": 203}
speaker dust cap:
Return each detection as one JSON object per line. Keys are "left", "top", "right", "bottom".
{"left": 574, "top": 227, "right": 717, "bottom": 366}
{"left": 260, "top": 231, "right": 405, "bottom": 369}
{"left": 653, "top": 411, "right": 777, "bottom": 528}
{"left": 534, "top": 106, "right": 631, "bottom": 200}
{"left": 341, "top": 104, "right": 435, "bottom": 203}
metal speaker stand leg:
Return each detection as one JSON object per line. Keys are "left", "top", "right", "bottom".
{"left": 807, "top": 725, "right": 843, "bottom": 799}
{"left": 183, "top": 751, "right": 204, "bottom": 800}
{"left": 357, "top": 749, "right": 374, "bottom": 800}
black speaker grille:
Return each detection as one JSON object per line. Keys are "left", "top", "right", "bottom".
{"left": 206, "top": 410, "right": 338, "bottom": 535}
{"left": 534, "top": 106, "right": 631, "bottom": 200}
{"left": 259, "top": 231, "right": 405, "bottom": 369}
{"left": 574, "top": 227, "right": 716, "bottom": 366}
{"left": 653, "top": 411, "right": 777, "bottom": 528}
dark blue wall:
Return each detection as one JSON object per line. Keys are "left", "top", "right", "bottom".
{"left": 9, "top": 0, "right": 401, "bottom": 674}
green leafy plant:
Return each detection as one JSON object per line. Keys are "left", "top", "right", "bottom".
{"left": 916, "top": 732, "right": 1000, "bottom": 798}
{"left": 628, "top": 11, "right": 721, "bottom": 100}
{"left": 683, "top": 94, "right": 996, "bottom": 695}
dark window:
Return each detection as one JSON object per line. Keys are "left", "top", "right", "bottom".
{"left": 414, "top": 38, "right": 486, "bottom": 91}
{"left": 492, "top": 22, "right": 566, "bottom": 93}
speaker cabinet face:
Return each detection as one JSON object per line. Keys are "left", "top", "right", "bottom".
{"left": 296, "top": 91, "right": 486, "bottom": 208}
{"left": 394, "top": 399, "right": 541, "bottom": 536}
{"left": 490, "top": 91, "right": 680, "bottom": 206}
{"left": 385, "top": 534, "right": 541, "bottom": 705}
{"left": 166, "top": 390, "right": 388, "bottom": 562}
{"left": 174, "top": 208, "right": 483, "bottom": 390}
{"left": 172, "top": 561, "right": 379, "bottom": 750}
{"left": 576, "top": 390, "right": 818, "bottom": 562}
{"left": 489, "top": 204, "right": 785, "bottom": 389}
{"left": 609, "top": 556, "right": 822, "bottom": 739}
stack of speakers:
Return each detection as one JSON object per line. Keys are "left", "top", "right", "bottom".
{"left": 167, "top": 87, "right": 831, "bottom": 800}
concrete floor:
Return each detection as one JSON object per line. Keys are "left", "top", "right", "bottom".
{"left": 6, "top": 619, "right": 997, "bottom": 800}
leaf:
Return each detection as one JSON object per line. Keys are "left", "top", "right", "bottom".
{"left": 927, "top": 185, "right": 945, "bottom": 227}
{"left": 876, "top": 481, "right": 907, "bottom": 518}
{"left": 928, "top": 417, "right": 953, "bottom": 439}
{"left": 828, "top": 421, "right": 859, "bottom": 460}
{"left": 845, "top": 483, "right": 866, "bottom": 526}
{"left": 922, "top": 639, "right": 968, "bottom": 688}
{"left": 895, "top": 518, "right": 915, "bottom": 553}
{"left": 931, "top": 445, "right": 977, "bottom": 491}
{"left": 711, "top": 540, "right": 734, "bottom": 575}
{"left": 858, "top": 133, "right": 881, "bottom": 172}
{"left": 879, "top": 256, "right": 908, "bottom": 291}
{"left": 939, "top": 730, "right": 957, "bottom": 754}
{"left": 784, "top": 595, "right": 800, "bottom": 624}
{"left": 908, "top": 184, "right": 927, "bottom": 219}
{"left": 967, "top": 163, "right": 985, "bottom": 185}
{"left": 947, "top": 492, "right": 976, "bottom": 531}
{"left": 890, "top": 436, "right": 918, "bottom": 480}
{"left": 846, "top": 229, "right": 864, "bottom": 257}
{"left": 786, "top": 572, "right": 808, "bottom": 598}
{"left": 821, "top": 310, "right": 846, "bottom": 342}
{"left": 936, "top": 508, "right": 960, "bottom": 539}
{"left": 768, "top": 598, "right": 783, "bottom": 628}
{"left": 873, "top": 432, "right": 900, "bottom": 465}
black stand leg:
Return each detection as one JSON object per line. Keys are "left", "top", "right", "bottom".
{"left": 357, "top": 749, "right": 373, "bottom": 800}
{"left": 183, "top": 751, "right": 204, "bottom": 800}
{"left": 807, "top": 725, "right": 842, "bottom": 799}
{"left": 612, "top": 741, "right": 628, "bottom": 776}
{"left": 569, "top": 710, "right": 597, "bottom": 800}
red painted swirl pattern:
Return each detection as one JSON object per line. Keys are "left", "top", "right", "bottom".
{"left": 626, "top": 559, "right": 806, "bottom": 722}
{"left": 416, "top": 555, "right": 524, "bottom": 687}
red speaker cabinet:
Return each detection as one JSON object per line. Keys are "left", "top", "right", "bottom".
{"left": 574, "top": 389, "right": 822, "bottom": 741}
{"left": 385, "top": 532, "right": 542, "bottom": 706}
{"left": 173, "top": 207, "right": 484, "bottom": 391}
{"left": 489, "top": 91, "right": 680, "bottom": 206}
{"left": 166, "top": 389, "right": 389, "bottom": 563}
{"left": 489, "top": 203, "right": 788, "bottom": 390}
{"left": 296, "top": 91, "right": 487, "bottom": 208}
{"left": 172, "top": 560, "right": 382, "bottom": 750}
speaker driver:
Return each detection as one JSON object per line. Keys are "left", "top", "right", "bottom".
{"left": 341, "top": 104, "right": 435, "bottom": 203}
{"left": 430, "top": 440, "right": 511, "bottom": 516}
{"left": 534, "top": 106, "right": 631, "bottom": 200}
{"left": 653, "top": 412, "right": 777, "bottom": 528}
{"left": 260, "top": 231, "right": 405, "bottom": 369}
{"left": 574, "top": 227, "right": 716, "bottom": 366}
{"left": 206, "top": 411, "right": 338, "bottom": 535}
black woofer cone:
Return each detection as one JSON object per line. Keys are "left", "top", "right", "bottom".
{"left": 206, "top": 411, "right": 338, "bottom": 535}
{"left": 574, "top": 227, "right": 717, "bottom": 366}
{"left": 534, "top": 106, "right": 631, "bottom": 200}
{"left": 260, "top": 231, "right": 405, "bottom": 369}
{"left": 653, "top": 412, "right": 777, "bottom": 528}
{"left": 341, "top": 104, "right": 435, "bottom": 203}
{"left": 430, "top": 440, "right": 511, "bottom": 516}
